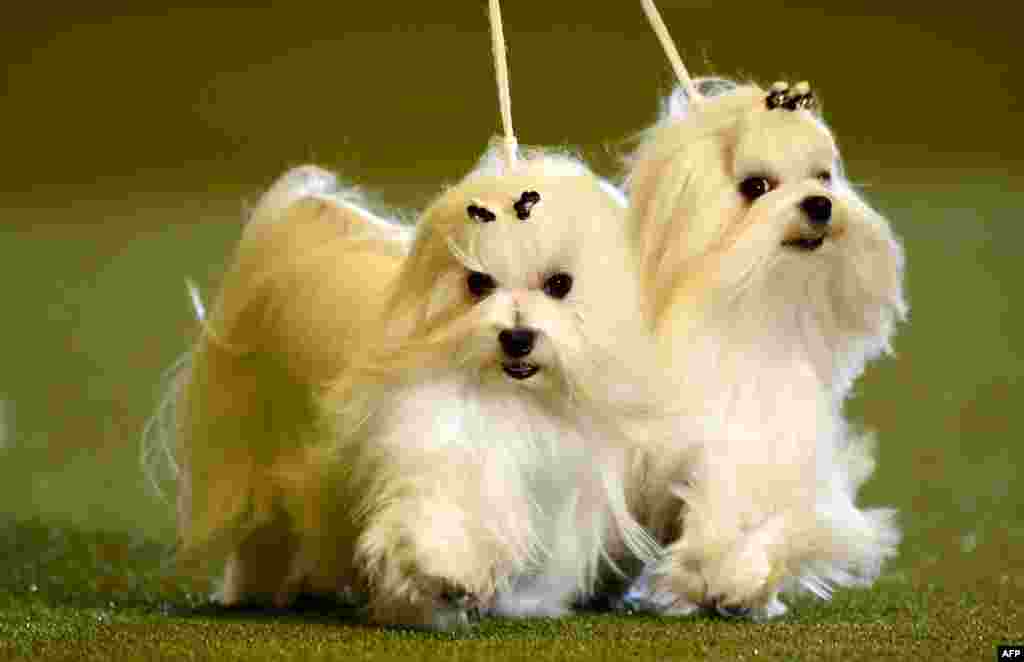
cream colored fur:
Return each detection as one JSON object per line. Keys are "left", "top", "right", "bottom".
{"left": 173, "top": 166, "right": 409, "bottom": 605}
{"left": 169, "top": 149, "right": 664, "bottom": 629}
{"left": 624, "top": 81, "right": 906, "bottom": 619}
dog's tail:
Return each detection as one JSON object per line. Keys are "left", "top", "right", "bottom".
{"left": 162, "top": 165, "right": 409, "bottom": 565}
{"left": 252, "top": 165, "right": 413, "bottom": 251}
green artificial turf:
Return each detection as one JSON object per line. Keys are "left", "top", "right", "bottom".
{"left": 1, "top": 520, "right": 1020, "bottom": 662}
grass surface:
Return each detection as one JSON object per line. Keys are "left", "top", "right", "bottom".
{"left": 2, "top": 521, "right": 1019, "bottom": 662}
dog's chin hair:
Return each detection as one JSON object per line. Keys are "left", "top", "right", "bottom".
{"left": 737, "top": 237, "right": 900, "bottom": 397}
{"left": 688, "top": 259, "right": 893, "bottom": 398}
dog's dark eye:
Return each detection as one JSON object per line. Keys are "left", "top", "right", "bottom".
{"left": 543, "top": 272, "right": 573, "bottom": 299}
{"left": 739, "top": 176, "right": 773, "bottom": 201}
{"left": 817, "top": 171, "right": 833, "bottom": 184}
{"left": 467, "top": 271, "right": 497, "bottom": 298}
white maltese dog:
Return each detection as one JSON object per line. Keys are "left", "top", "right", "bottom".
{"left": 617, "top": 1, "right": 908, "bottom": 620}
{"left": 162, "top": 0, "right": 662, "bottom": 630}
{"left": 171, "top": 150, "right": 660, "bottom": 630}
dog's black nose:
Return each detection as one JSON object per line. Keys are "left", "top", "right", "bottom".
{"left": 800, "top": 195, "right": 832, "bottom": 226}
{"left": 499, "top": 328, "right": 536, "bottom": 358}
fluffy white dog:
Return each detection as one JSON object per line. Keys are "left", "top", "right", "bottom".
{"left": 621, "top": 0, "right": 907, "bottom": 622}
{"left": 170, "top": 149, "right": 661, "bottom": 630}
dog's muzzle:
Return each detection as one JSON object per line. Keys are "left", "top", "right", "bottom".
{"left": 499, "top": 328, "right": 540, "bottom": 380}
{"left": 782, "top": 195, "right": 832, "bottom": 251}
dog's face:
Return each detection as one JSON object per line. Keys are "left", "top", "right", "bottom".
{"left": 629, "top": 83, "right": 906, "bottom": 389}
{"left": 732, "top": 104, "right": 839, "bottom": 253}
{"left": 381, "top": 151, "right": 648, "bottom": 404}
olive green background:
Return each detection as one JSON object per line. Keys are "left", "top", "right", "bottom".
{"left": 0, "top": 0, "right": 1020, "bottom": 655}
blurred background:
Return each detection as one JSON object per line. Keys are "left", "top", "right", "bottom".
{"left": 1, "top": 0, "right": 1020, "bottom": 600}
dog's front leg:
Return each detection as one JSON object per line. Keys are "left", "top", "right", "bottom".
{"left": 355, "top": 485, "right": 516, "bottom": 630}
{"left": 332, "top": 374, "right": 540, "bottom": 629}
{"left": 650, "top": 467, "right": 787, "bottom": 620}
{"left": 346, "top": 400, "right": 526, "bottom": 630}
{"left": 655, "top": 473, "right": 805, "bottom": 620}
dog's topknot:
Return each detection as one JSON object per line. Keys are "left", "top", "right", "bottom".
{"left": 765, "top": 81, "right": 815, "bottom": 111}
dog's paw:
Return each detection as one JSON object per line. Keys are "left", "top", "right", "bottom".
{"left": 357, "top": 511, "right": 505, "bottom": 628}
{"left": 650, "top": 540, "right": 711, "bottom": 609}
{"left": 371, "top": 597, "right": 479, "bottom": 631}
{"left": 362, "top": 544, "right": 492, "bottom": 629}
{"left": 701, "top": 534, "right": 782, "bottom": 619}
{"left": 370, "top": 575, "right": 484, "bottom": 631}
{"left": 623, "top": 563, "right": 702, "bottom": 616}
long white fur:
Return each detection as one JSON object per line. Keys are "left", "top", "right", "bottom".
{"left": 625, "top": 2, "right": 906, "bottom": 620}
